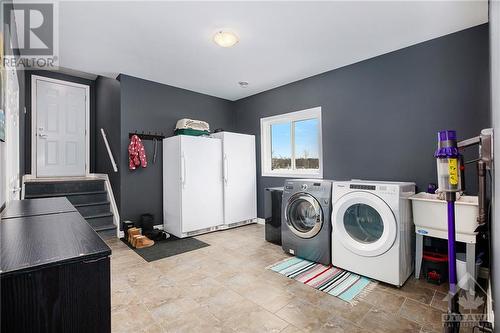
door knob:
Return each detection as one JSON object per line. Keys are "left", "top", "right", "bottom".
{"left": 38, "top": 133, "right": 48, "bottom": 138}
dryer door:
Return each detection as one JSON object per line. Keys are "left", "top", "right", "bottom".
{"left": 285, "top": 193, "right": 323, "bottom": 239}
{"left": 333, "top": 191, "right": 397, "bottom": 257}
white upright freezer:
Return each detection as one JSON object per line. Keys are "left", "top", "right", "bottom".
{"left": 163, "top": 135, "right": 224, "bottom": 238}
{"left": 212, "top": 132, "right": 257, "bottom": 227}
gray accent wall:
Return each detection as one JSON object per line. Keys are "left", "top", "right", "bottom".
{"left": 118, "top": 74, "right": 235, "bottom": 227}
{"left": 95, "top": 76, "right": 121, "bottom": 208}
{"left": 234, "top": 24, "right": 491, "bottom": 217}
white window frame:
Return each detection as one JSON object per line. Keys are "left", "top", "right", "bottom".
{"left": 260, "top": 106, "right": 323, "bottom": 178}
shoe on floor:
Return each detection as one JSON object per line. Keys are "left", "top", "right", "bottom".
{"left": 127, "top": 228, "right": 141, "bottom": 243}
{"left": 131, "top": 234, "right": 143, "bottom": 248}
{"left": 135, "top": 236, "right": 155, "bottom": 249}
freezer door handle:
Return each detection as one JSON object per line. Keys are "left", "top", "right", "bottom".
{"left": 181, "top": 153, "right": 186, "bottom": 188}
{"left": 223, "top": 154, "right": 229, "bottom": 184}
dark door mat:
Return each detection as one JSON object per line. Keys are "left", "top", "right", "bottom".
{"left": 120, "top": 235, "right": 209, "bottom": 262}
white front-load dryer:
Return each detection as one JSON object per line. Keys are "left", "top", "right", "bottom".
{"left": 331, "top": 181, "right": 415, "bottom": 286}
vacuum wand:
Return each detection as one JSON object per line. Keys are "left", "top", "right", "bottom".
{"left": 446, "top": 192, "right": 459, "bottom": 327}
{"left": 435, "top": 130, "right": 461, "bottom": 333}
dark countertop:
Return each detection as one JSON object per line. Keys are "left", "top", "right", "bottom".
{"left": 1, "top": 212, "right": 111, "bottom": 277}
{"left": 1, "top": 197, "right": 77, "bottom": 219}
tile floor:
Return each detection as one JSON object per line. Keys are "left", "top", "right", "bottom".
{"left": 106, "top": 224, "right": 484, "bottom": 333}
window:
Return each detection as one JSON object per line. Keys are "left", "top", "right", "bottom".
{"left": 260, "top": 107, "right": 322, "bottom": 178}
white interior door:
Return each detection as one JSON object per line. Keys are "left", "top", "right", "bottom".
{"left": 223, "top": 132, "right": 257, "bottom": 224}
{"left": 34, "top": 78, "right": 88, "bottom": 177}
{"left": 181, "top": 136, "right": 223, "bottom": 233}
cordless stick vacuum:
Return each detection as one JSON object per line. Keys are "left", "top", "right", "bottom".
{"left": 435, "top": 130, "right": 461, "bottom": 333}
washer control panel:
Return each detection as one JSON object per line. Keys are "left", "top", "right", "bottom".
{"left": 285, "top": 182, "right": 325, "bottom": 192}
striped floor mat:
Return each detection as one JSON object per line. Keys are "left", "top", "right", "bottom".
{"left": 269, "top": 257, "right": 372, "bottom": 303}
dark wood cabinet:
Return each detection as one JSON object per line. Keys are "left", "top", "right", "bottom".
{"left": 1, "top": 200, "right": 111, "bottom": 333}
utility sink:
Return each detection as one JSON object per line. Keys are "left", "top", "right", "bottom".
{"left": 409, "top": 192, "right": 479, "bottom": 242}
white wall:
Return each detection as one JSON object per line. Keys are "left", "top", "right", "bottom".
{"left": 490, "top": 0, "right": 500, "bottom": 326}
{"left": 1, "top": 7, "right": 21, "bottom": 206}
{"left": 0, "top": 141, "right": 5, "bottom": 208}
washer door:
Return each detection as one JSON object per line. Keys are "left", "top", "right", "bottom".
{"left": 333, "top": 191, "right": 397, "bottom": 257}
{"left": 285, "top": 193, "right": 323, "bottom": 239}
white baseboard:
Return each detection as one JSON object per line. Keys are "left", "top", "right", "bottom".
{"left": 257, "top": 218, "right": 265, "bottom": 225}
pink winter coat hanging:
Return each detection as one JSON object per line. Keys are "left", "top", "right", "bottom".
{"left": 128, "top": 135, "right": 148, "bottom": 170}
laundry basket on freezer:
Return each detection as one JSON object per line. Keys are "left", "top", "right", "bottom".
{"left": 174, "top": 118, "right": 211, "bottom": 136}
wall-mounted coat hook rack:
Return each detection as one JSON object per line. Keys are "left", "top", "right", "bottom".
{"left": 129, "top": 131, "right": 166, "bottom": 141}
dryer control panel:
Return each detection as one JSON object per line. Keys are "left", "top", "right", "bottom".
{"left": 349, "top": 184, "right": 397, "bottom": 193}
{"left": 349, "top": 184, "right": 376, "bottom": 191}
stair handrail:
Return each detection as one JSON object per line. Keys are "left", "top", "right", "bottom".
{"left": 100, "top": 128, "right": 118, "bottom": 172}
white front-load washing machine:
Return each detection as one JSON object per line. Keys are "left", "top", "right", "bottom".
{"left": 331, "top": 180, "right": 415, "bottom": 286}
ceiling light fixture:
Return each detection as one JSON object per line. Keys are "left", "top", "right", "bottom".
{"left": 213, "top": 31, "right": 239, "bottom": 48}
{"left": 238, "top": 81, "right": 249, "bottom": 88}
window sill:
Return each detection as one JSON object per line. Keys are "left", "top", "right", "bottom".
{"left": 262, "top": 172, "right": 323, "bottom": 179}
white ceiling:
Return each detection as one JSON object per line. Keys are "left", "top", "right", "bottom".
{"left": 56, "top": 1, "right": 488, "bottom": 101}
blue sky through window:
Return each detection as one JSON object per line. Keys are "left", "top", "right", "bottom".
{"left": 271, "top": 119, "right": 319, "bottom": 159}
{"left": 271, "top": 123, "right": 291, "bottom": 159}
